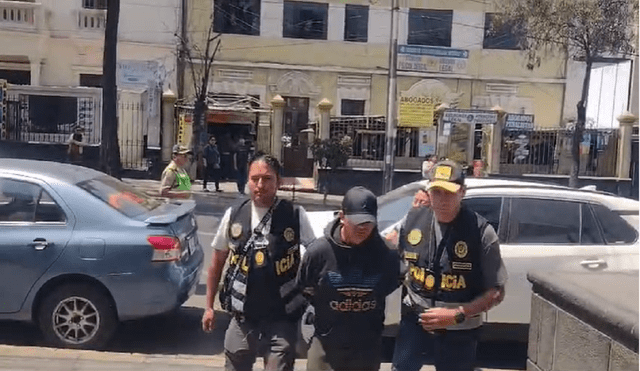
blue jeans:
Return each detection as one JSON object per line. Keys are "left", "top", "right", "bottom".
{"left": 392, "top": 310, "right": 479, "bottom": 371}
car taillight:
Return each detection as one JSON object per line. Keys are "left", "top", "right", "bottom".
{"left": 147, "top": 236, "right": 181, "bottom": 262}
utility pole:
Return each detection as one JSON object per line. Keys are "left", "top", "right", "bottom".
{"left": 100, "top": 0, "right": 121, "bottom": 177}
{"left": 382, "top": 0, "right": 399, "bottom": 194}
{"left": 176, "top": 0, "right": 187, "bottom": 99}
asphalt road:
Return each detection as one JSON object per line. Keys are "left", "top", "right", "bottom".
{"left": 0, "top": 184, "right": 527, "bottom": 369}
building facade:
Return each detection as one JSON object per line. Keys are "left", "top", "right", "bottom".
{"left": 185, "top": 0, "right": 567, "bottom": 175}
{"left": 0, "top": 0, "right": 182, "bottom": 170}
{"left": 0, "top": 0, "right": 179, "bottom": 89}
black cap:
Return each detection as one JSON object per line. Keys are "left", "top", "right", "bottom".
{"left": 342, "top": 186, "right": 377, "bottom": 225}
{"left": 426, "top": 159, "right": 465, "bottom": 193}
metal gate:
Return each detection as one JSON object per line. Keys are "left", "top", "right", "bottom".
{"left": 500, "top": 127, "right": 619, "bottom": 177}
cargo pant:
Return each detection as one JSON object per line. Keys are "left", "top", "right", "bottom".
{"left": 224, "top": 316, "right": 298, "bottom": 371}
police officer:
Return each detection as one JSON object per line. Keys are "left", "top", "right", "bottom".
{"left": 390, "top": 160, "right": 507, "bottom": 371}
{"left": 159, "top": 144, "right": 192, "bottom": 199}
{"left": 202, "top": 153, "right": 315, "bottom": 371}
{"left": 297, "top": 186, "right": 403, "bottom": 371}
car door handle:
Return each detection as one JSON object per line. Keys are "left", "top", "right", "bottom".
{"left": 580, "top": 259, "right": 607, "bottom": 269}
{"left": 30, "top": 238, "right": 50, "bottom": 251}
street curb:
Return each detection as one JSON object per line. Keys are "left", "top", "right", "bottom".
{"left": 0, "top": 345, "right": 226, "bottom": 367}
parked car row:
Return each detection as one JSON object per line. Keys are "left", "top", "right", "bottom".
{"left": 1, "top": 159, "right": 637, "bottom": 348}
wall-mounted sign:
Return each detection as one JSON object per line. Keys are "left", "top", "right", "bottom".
{"left": 397, "top": 45, "right": 469, "bottom": 74}
{"left": 398, "top": 95, "right": 435, "bottom": 127}
{"left": 177, "top": 113, "right": 193, "bottom": 147}
{"left": 442, "top": 109, "right": 498, "bottom": 125}
{"left": 505, "top": 114, "right": 535, "bottom": 130}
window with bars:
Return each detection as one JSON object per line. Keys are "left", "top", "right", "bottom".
{"left": 283, "top": 1, "right": 328, "bottom": 40}
{"left": 344, "top": 4, "right": 368, "bottom": 42}
{"left": 83, "top": 0, "right": 107, "bottom": 10}
{"left": 341, "top": 99, "right": 365, "bottom": 116}
{"left": 214, "top": 0, "right": 261, "bottom": 36}
{"left": 408, "top": 9, "right": 452, "bottom": 47}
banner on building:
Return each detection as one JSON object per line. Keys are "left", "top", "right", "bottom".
{"left": 397, "top": 45, "right": 469, "bottom": 74}
{"left": 505, "top": 114, "right": 535, "bottom": 130}
{"left": 398, "top": 95, "right": 435, "bottom": 127}
{"left": 177, "top": 113, "right": 193, "bottom": 147}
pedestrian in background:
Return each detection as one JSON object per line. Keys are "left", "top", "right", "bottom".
{"left": 159, "top": 144, "right": 192, "bottom": 199}
{"left": 67, "top": 126, "right": 86, "bottom": 164}
{"left": 390, "top": 159, "right": 507, "bottom": 371}
{"left": 297, "top": 186, "right": 404, "bottom": 371}
{"left": 234, "top": 138, "right": 249, "bottom": 195}
{"left": 421, "top": 155, "right": 438, "bottom": 179}
{"left": 202, "top": 152, "right": 316, "bottom": 371}
{"left": 203, "top": 136, "right": 222, "bottom": 192}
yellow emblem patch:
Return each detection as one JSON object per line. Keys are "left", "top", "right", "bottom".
{"left": 407, "top": 229, "right": 422, "bottom": 246}
{"left": 454, "top": 241, "right": 468, "bottom": 258}
{"left": 434, "top": 165, "right": 452, "bottom": 181}
{"left": 230, "top": 223, "right": 243, "bottom": 239}
{"left": 404, "top": 252, "right": 418, "bottom": 261}
{"left": 255, "top": 250, "right": 265, "bottom": 266}
{"left": 283, "top": 227, "right": 295, "bottom": 243}
{"left": 425, "top": 274, "right": 435, "bottom": 289}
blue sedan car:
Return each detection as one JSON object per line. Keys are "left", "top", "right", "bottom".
{"left": 0, "top": 159, "right": 204, "bottom": 349}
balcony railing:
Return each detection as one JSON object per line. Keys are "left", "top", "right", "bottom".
{"left": 78, "top": 8, "right": 105, "bottom": 30}
{"left": 0, "top": 1, "right": 40, "bottom": 31}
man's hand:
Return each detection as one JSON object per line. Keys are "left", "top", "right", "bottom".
{"left": 385, "top": 229, "right": 399, "bottom": 246}
{"left": 419, "top": 307, "right": 458, "bottom": 331}
{"left": 413, "top": 190, "right": 430, "bottom": 208}
{"left": 202, "top": 308, "right": 215, "bottom": 333}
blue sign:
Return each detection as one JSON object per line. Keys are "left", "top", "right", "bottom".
{"left": 398, "top": 45, "right": 469, "bottom": 59}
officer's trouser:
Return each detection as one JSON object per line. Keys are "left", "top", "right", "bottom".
{"left": 392, "top": 310, "right": 479, "bottom": 371}
{"left": 307, "top": 336, "right": 382, "bottom": 371}
{"left": 224, "top": 316, "right": 298, "bottom": 371}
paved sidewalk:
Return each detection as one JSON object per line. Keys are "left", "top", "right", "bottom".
{"left": 0, "top": 345, "right": 457, "bottom": 371}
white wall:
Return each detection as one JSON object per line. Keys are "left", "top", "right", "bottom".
{"left": 119, "top": 0, "right": 180, "bottom": 45}
{"left": 564, "top": 59, "right": 633, "bottom": 128}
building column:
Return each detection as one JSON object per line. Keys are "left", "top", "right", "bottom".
{"left": 30, "top": 58, "right": 42, "bottom": 86}
{"left": 434, "top": 103, "right": 449, "bottom": 159}
{"left": 271, "top": 95, "right": 286, "bottom": 161}
{"left": 317, "top": 98, "right": 333, "bottom": 140}
{"left": 487, "top": 105, "right": 506, "bottom": 175}
{"left": 161, "top": 88, "right": 177, "bottom": 163}
{"left": 617, "top": 111, "right": 638, "bottom": 178}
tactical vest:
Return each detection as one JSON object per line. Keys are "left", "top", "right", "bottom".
{"left": 399, "top": 205, "right": 487, "bottom": 305}
{"left": 221, "top": 199, "right": 305, "bottom": 320}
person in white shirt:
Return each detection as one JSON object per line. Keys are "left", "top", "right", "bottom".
{"left": 202, "top": 152, "right": 315, "bottom": 371}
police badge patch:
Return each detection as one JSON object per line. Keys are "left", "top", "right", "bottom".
{"left": 407, "top": 229, "right": 422, "bottom": 246}
{"left": 425, "top": 273, "right": 435, "bottom": 290}
{"left": 454, "top": 241, "right": 468, "bottom": 258}
{"left": 255, "top": 250, "right": 265, "bottom": 267}
{"left": 283, "top": 227, "right": 295, "bottom": 243}
{"left": 230, "top": 223, "right": 243, "bottom": 239}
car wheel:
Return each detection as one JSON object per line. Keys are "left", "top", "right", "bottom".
{"left": 38, "top": 283, "right": 117, "bottom": 349}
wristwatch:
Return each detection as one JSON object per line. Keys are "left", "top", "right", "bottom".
{"left": 454, "top": 307, "right": 466, "bottom": 324}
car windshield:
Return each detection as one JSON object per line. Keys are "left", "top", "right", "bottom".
{"left": 377, "top": 182, "right": 424, "bottom": 231}
{"left": 77, "top": 175, "right": 162, "bottom": 218}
